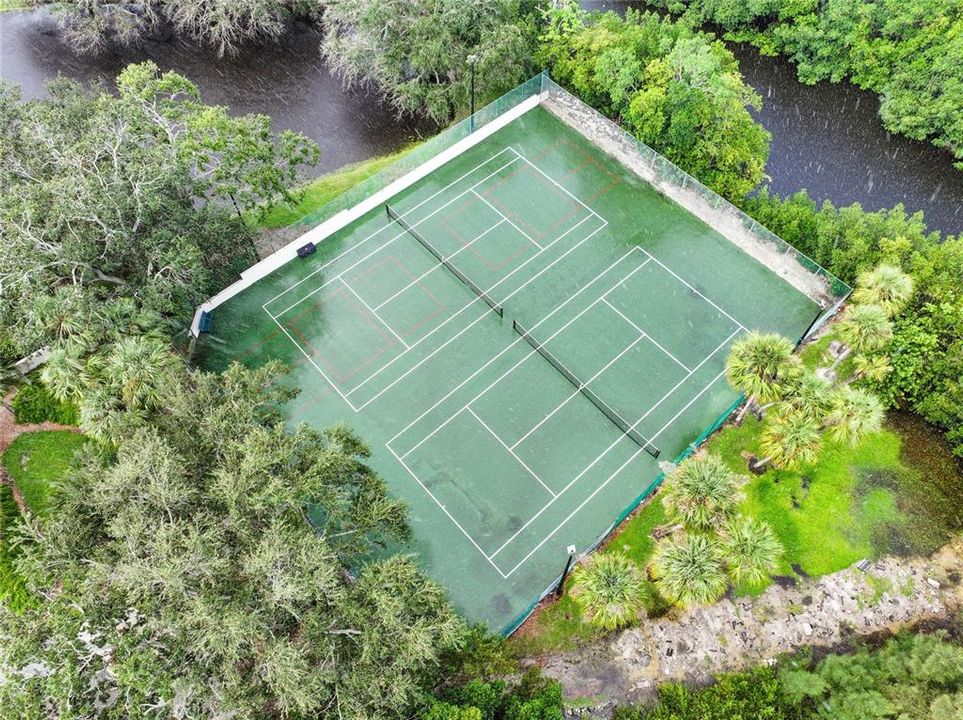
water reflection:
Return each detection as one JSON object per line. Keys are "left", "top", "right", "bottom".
{"left": 0, "top": 8, "right": 430, "bottom": 174}
{"left": 731, "top": 44, "right": 962, "bottom": 236}
{"left": 0, "top": 6, "right": 960, "bottom": 235}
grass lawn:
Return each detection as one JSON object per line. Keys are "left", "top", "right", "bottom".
{"left": 512, "top": 408, "right": 962, "bottom": 653}
{"left": 1, "top": 430, "right": 86, "bottom": 610}
{"left": 2, "top": 430, "right": 87, "bottom": 516}
{"left": 713, "top": 417, "right": 899, "bottom": 585}
{"left": 0, "top": 0, "right": 31, "bottom": 11}
{"left": 256, "top": 144, "right": 421, "bottom": 230}
{"left": 510, "top": 500, "right": 670, "bottom": 655}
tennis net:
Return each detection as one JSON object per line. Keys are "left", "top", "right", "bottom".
{"left": 513, "top": 320, "right": 660, "bottom": 458}
{"left": 386, "top": 204, "right": 503, "bottom": 317}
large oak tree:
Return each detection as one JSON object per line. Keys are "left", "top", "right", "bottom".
{"left": 0, "top": 362, "right": 464, "bottom": 719}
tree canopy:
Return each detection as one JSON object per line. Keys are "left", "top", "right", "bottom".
{"left": 0, "top": 63, "right": 318, "bottom": 362}
{"left": 0, "top": 362, "right": 464, "bottom": 719}
{"left": 321, "top": 0, "right": 538, "bottom": 123}
{"left": 537, "top": 3, "right": 771, "bottom": 200}
{"left": 646, "top": 0, "right": 963, "bottom": 168}
{"left": 47, "top": 0, "right": 321, "bottom": 56}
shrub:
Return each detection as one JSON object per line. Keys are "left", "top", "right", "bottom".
{"left": 614, "top": 666, "right": 799, "bottom": 719}
{"left": 651, "top": 533, "right": 728, "bottom": 607}
{"left": 0, "top": 484, "right": 32, "bottom": 612}
{"left": 12, "top": 382, "right": 80, "bottom": 425}
{"left": 569, "top": 553, "right": 647, "bottom": 629}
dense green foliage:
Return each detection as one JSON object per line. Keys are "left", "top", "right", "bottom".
{"left": 614, "top": 632, "right": 963, "bottom": 719}
{"left": 614, "top": 666, "right": 799, "bottom": 719}
{"left": 0, "top": 63, "right": 317, "bottom": 360}
{"left": 645, "top": 0, "right": 963, "bottom": 167}
{"left": 0, "top": 363, "right": 465, "bottom": 719}
{"left": 537, "top": 3, "right": 770, "bottom": 200}
{"left": 322, "top": 0, "right": 538, "bottom": 123}
{"left": 424, "top": 669, "right": 562, "bottom": 719}
{"left": 10, "top": 383, "right": 79, "bottom": 426}
{"left": 742, "top": 191, "right": 963, "bottom": 457}
{"left": 0, "top": 431, "right": 87, "bottom": 612}
{"left": 0, "top": 484, "right": 24, "bottom": 611}
{"left": 780, "top": 631, "right": 963, "bottom": 719}
{"left": 41, "top": 0, "right": 321, "bottom": 55}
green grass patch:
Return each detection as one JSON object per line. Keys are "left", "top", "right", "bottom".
{"left": 2, "top": 430, "right": 87, "bottom": 516}
{"left": 509, "top": 500, "right": 670, "bottom": 654}
{"left": 710, "top": 416, "right": 901, "bottom": 581}
{"left": 1, "top": 430, "right": 86, "bottom": 611}
{"left": 708, "top": 411, "right": 962, "bottom": 593}
{"left": 0, "top": 0, "right": 31, "bottom": 11}
{"left": 256, "top": 144, "right": 422, "bottom": 230}
{"left": 12, "top": 382, "right": 80, "bottom": 425}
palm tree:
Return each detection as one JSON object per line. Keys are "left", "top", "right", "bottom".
{"left": 79, "top": 385, "right": 147, "bottom": 444}
{"left": 40, "top": 346, "right": 90, "bottom": 402}
{"left": 720, "top": 517, "right": 782, "bottom": 586}
{"left": 784, "top": 371, "right": 833, "bottom": 421}
{"left": 832, "top": 304, "right": 893, "bottom": 368}
{"left": 104, "top": 336, "right": 181, "bottom": 410}
{"left": 844, "top": 354, "right": 892, "bottom": 386}
{"left": 754, "top": 409, "right": 822, "bottom": 472}
{"left": 851, "top": 264, "right": 914, "bottom": 317}
{"left": 725, "top": 333, "right": 801, "bottom": 423}
{"left": 652, "top": 533, "right": 727, "bottom": 607}
{"left": 824, "top": 386, "right": 884, "bottom": 446}
{"left": 661, "top": 453, "right": 744, "bottom": 532}
{"left": 569, "top": 552, "right": 647, "bottom": 630}
{"left": 32, "top": 287, "right": 91, "bottom": 342}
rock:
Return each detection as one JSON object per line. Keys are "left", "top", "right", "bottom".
{"left": 539, "top": 540, "right": 962, "bottom": 709}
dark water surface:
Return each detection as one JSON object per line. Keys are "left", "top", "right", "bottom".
{"left": 0, "top": 8, "right": 429, "bottom": 174}
{"left": 731, "top": 44, "right": 963, "bottom": 237}
{"left": 1, "top": 7, "right": 961, "bottom": 235}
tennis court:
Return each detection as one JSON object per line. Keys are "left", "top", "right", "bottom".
{"left": 193, "top": 78, "right": 847, "bottom": 631}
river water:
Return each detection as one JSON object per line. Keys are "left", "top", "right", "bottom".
{"left": 730, "top": 44, "right": 963, "bottom": 236}
{"left": 1, "top": 7, "right": 960, "bottom": 235}
{"left": 0, "top": 9, "right": 429, "bottom": 174}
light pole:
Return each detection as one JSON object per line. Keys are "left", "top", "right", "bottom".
{"left": 467, "top": 54, "right": 479, "bottom": 132}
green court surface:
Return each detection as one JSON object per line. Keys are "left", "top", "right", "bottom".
{"left": 194, "top": 106, "right": 822, "bottom": 631}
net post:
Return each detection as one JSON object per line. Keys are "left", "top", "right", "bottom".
{"left": 554, "top": 545, "right": 578, "bottom": 598}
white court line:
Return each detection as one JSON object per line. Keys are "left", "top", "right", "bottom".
{"left": 389, "top": 248, "right": 647, "bottom": 458}
{"left": 340, "top": 279, "right": 410, "bottom": 350}
{"left": 271, "top": 156, "right": 521, "bottom": 320}
{"left": 501, "top": 367, "right": 732, "bottom": 578}
{"left": 471, "top": 189, "right": 543, "bottom": 250}
{"left": 268, "top": 315, "right": 360, "bottom": 412}
{"left": 601, "top": 298, "right": 691, "bottom": 372}
{"left": 387, "top": 445, "right": 508, "bottom": 579}
{"left": 509, "top": 145, "right": 604, "bottom": 223}
{"left": 277, "top": 147, "right": 601, "bottom": 410}
{"left": 487, "top": 325, "right": 741, "bottom": 562}
{"left": 466, "top": 407, "right": 556, "bottom": 498}
{"left": 262, "top": 147, "right": 519, "bottom": 310}
{"left": 372, "top": 218, "right": 507, "bottom": 312}
{"left": 509, "top": 321, "right": 648, "bottom": 451}
{"left": 346, "top": 215, "right": 603, "bottom": 409}
{"left": 635, "top": 247, "right": 747, "bottom": 331}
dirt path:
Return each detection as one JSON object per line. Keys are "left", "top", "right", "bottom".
{"left": 0, "top": 390, "right": 81, "bottom": 515}
{"left": 530, "top": 538, "right": 963, "bottom": 715}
